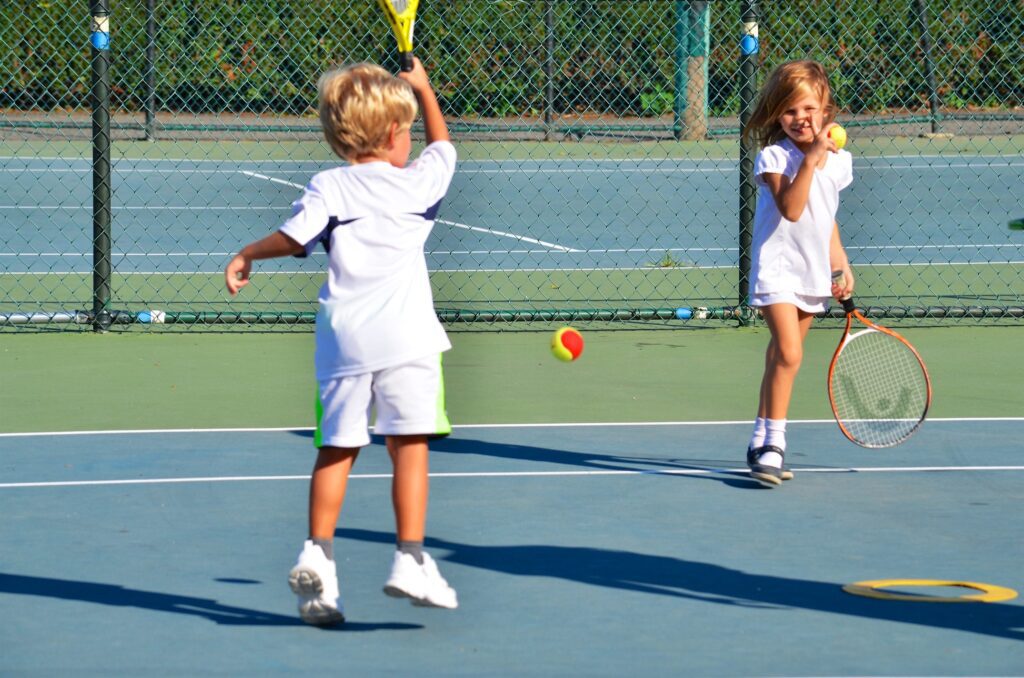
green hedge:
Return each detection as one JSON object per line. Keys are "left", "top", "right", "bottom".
{"left": 2, "top": 1, "right": 1021, "bottom": 117}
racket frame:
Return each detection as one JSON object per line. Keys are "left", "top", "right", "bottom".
{"left": 827, "top": 295, "right": 932, "bottom": 448}
{"left": 376, "top": 0, "right": 418, "bottom": 71}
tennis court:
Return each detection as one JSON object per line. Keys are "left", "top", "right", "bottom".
{"left": 3, "top": 143, "right": 1023, "bottom": 322}
{"left": 1, "top": 328, "right": 1023, "bottom": 675}
{"left": 6, "top": 151, "right": 1024, "bottom": 271}
{"left": 4, "top": 1, "right": 1024, "bottom": 675}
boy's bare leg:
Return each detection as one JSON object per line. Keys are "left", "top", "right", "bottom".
{"left": 308, "top": 446, "right": 359, "bottom": 539}
{"left": 381, "top": 433, "right": 457, "bottom": 608}
{"left": 386, "top": 435, "right": 429, "bottom": 542}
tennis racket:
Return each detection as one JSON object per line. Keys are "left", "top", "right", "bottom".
{"left": 376, "top": 0, "right": 419, "bottom": 72}
{"left": 828, "top": 271, "right": 931, "bottom": 448}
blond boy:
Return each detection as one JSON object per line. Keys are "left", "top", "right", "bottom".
{"left": 225, "top": 59, "right": 457, "bottom": 625}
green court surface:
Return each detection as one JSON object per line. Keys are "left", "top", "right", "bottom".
{"left": 2, "top": 325, "right": 1023, "bottom": 432}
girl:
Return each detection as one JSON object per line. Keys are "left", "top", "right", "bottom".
{"left": 743, "top": 60, "right": 854, "bottom": 488}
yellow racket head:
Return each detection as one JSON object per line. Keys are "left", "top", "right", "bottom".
{"left": 376, "top": 0, "right": 418, "bottom": 54}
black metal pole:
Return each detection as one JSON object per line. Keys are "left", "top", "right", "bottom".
{"left": 738, "top": 0, "right": 759, "bottom": 310}
{"left": 90, "top": 0, "right": 112, "bottom": 332}
{"left": 543, "top": 0, "right": 555, "bottom": 141}
{"left": 144, "top": 0, "right": 156, "bottom": 141}
{"left": 913, "top": 0, "right": 941, "bottom": 134}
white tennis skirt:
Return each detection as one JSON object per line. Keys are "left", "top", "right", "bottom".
{"left": 749, "top": 291, "right": 830, "bottom": 314}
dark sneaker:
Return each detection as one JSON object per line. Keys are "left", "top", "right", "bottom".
{"left": 747, "top": 445, "right": 786, "bottom": 487}
{"left": 747, "top": 445, "right": 793, "bottom": 481}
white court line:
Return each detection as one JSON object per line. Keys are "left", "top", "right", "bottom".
{"left": 0, "top": 417, "right": 1021, "bottom": 439}
{"left": 3, "top": 244, "right": 1021, "bottom": 257}
{"left": 436, "top": 219, "right": 578, "bottom": 252}
{"left": 240, "top": 170, "right": 305, "bottom": 187}
{"left": 2, "top": 465, "right": 1023, "bottom": 490}
{"left": 240, "top": 171, "right": 579, "bottom": 253}
{"left": 0, "top": 205, "right": 280, "bottom": 211}
{"left": 5, "top": 261, "right": 1024, "bottom": 276}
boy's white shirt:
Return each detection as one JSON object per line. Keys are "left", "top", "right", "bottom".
{"left": 749, "top": 138, "right": 853, "bottom": 297}
{"left": 279, "top": 141, "right": 456, "bottom": 380}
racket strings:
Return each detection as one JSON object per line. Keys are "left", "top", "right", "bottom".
{"left": 831, "top": 330, "right": 929, "bottom": 447}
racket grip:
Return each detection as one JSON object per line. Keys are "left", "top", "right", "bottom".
{"left": 399, "top": 52, "right": 414, "bottom": 72}
{"left": 831, "top": 270, "right": 856, "bottom": 314}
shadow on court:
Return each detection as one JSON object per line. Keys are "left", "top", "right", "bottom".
{"left": 432, "top": 434, "right": 847, "bottom": 491}
{"left": 0, "top": 572, "right": 419, "bottom": 632}
{"left": 289, "top": 429, "right": 773, "bottom": 488}
{"left": 337, "top": 528, "right": 1024, "bottom": 642}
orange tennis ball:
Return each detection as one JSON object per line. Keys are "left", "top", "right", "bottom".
{"left": 829, "top": 124, "right": 847, "bottom": 149}
{"left": 551, "top": 327, "right": 584, "bottom": 362}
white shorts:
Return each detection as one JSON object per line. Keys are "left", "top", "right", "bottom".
{"left": 750, "top": 292, "right": 829, "bottom": 314}
{"left": 314, "top": 354, "right": 451, "bottom": 449}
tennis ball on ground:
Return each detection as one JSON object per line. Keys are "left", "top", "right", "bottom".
{"left": 1009, "top": 217, "right": 1024, "bottom": 231}
{"left": 551, "top": 327, "right": 584, "bottom": 362}
{"left": 828, "top": 124, "right": 847, "bottom": 149}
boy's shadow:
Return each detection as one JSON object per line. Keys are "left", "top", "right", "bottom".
{"left": 288, "top": 436, "right": 770, "bottom": 489}
{"left": 338, "top": 527, "right": 1024, "bottom": 641}
{"left": 0, "top": 572, "right": 419, "bottom": 632}
{"left": 290, "top": 429, "right": 773, "bottom": 489}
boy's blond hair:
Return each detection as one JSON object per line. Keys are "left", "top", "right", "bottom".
{"left": 743, "top": 60, "right": 836, "bottom": 149}
{"left": 318, "top": 63, "right": 418, "bottom": 161}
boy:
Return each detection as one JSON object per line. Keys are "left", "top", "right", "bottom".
{"left": 225, "top": 58, "right": 457, "bottom": 625}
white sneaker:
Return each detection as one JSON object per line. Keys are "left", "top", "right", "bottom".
{"left": 288, "top": 540, "right": 345, "bottom": 625}
{"left": 383, "top": 551, "right": 458, "bottom": 609}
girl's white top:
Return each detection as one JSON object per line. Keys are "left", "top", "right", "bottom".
{"left": 280, "top": 141, "right": 456, "bottom": 380}
{"left": 750, "top": 138, "right": 853, "bottom": 297}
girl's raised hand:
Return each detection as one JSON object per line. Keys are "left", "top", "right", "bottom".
{"left": 808, "top": 120, "right": 838, "bottom": 158}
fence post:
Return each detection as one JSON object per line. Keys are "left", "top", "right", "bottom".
{"left": 89, "top": 0, "right": 112, "bottom": 332}
{"left": 672, "top": 1, "right": 688, "bottom": 140}
{"left": 913, "top": 0, "right": 941, "bottom": 135}
{"left": 543, "top": 0, "right": 555, "bottom": 141}
{"left": 737, "top": 0, "right": 759, "bottom": 314}
{"left": 144, "top": 0, "right": 156, "bottom": 141}
{"left": 684, "top": 1, "right": 709, "bottom": 140}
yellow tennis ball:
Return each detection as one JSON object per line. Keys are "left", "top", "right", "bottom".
{"left": 829, "top": 124, "right": 847, "bottom": 149}
{"left": 551, "top": 327, "right": 584, "bottom": 362}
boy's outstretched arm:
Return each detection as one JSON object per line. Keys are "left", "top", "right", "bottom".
{"left": 399, "top": 57, "right": 448, "bottom": 145}
{"left": 225, "top": 231, "right": 303, "bottom": 296}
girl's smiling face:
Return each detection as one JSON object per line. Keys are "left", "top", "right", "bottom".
{"left": 777, "top": 92, "right": 825, "bottom": 150}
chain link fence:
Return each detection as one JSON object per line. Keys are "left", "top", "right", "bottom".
{"left": 1, "top": 0, "right": 1022, "bottom": 331}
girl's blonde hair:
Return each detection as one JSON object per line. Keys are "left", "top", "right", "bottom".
{"left": 318, "top": 63, "right": 417, "bottom": 161}
{"left": 743, "top": 60, "right": 836, "bottom": 148}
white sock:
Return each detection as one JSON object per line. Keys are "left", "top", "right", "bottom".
{"left": 759, "top": 419, "right": 787, "bottom": 467}
{"left": 748, "top": 417, "right": 767, "bottom": 450}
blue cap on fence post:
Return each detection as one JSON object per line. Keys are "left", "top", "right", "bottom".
{"left": 740, "top": 21, "right": 759, "bottom": 56}
{"left": 90, "top": 15, "right": 110, "bottom": 50}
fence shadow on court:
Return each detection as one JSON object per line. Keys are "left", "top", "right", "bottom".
{"left": 337, "top": 528, "right": 1024, "bottom": 642}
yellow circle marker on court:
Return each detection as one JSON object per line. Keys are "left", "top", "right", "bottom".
{"left": 843, "top": 579, "right": 1018, "bottom": 603}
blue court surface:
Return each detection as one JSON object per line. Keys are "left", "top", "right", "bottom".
{"left": 2, "top": 419, "right": 1022, "bottom": 676}
{"left": 3, "top": 154, "right": 1022, "bottom": 273}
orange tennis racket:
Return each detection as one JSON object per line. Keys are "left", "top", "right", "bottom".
{"left": 828, "top": 271, "right": 931, "bottom": 448}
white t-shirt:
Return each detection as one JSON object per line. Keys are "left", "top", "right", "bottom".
{"left": 749, "top": 138, "right": 853, "bottom": 297}
{"left": 279, "top": 141, "right": 456, "bottom": 380}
